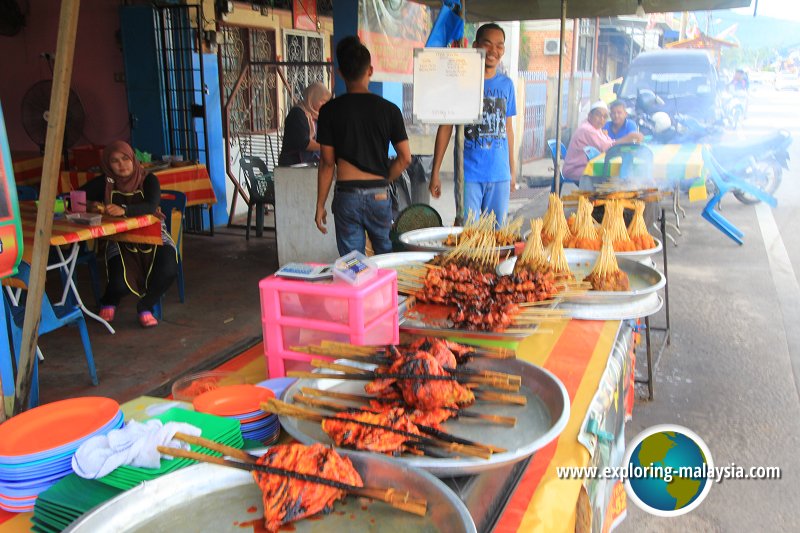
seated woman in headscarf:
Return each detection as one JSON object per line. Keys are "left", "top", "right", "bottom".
{"left": 278, "top": 82, "right": 331, "bottom": 166}
{"left": 80, "top": 141, "right": 178, "bottom": 328}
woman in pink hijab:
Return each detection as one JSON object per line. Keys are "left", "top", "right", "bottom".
{"left": 80, "top": 141, "right": 177, "bottom": 327}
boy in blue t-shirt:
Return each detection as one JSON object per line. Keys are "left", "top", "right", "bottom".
{"left": 603, "top": 100, "right": 638, "bottom": 141}
{"left": 429, "top": 23, "right": 517, "bottom": 224}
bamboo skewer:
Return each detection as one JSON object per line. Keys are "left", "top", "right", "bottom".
{"left": 308, "top": 360, "right": 520, "bottom": 392}
{"left": 262, "top": 399, "right": 492, "bottom": 460}
{"left": 322, "top": 340, "right": 516, "bottom": 360}
{"left": 290, "top": 394, "right": 508, "bottom": 454}
{"left": 299, "top": 387, "right": 517, "bottom": 426}
{"left": 474, "top": 391, "right": 528, "bottom": 405}
{"left": 157, "top": 445, "right": 427, "bottom": 516}
{"left": 308, "top": 357, "right": 522, "bottom": 388}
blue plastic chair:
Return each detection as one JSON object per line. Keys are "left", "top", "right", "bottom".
{"left": 160, "top": 190, "right": 186, "bottom": 303}
{"left": 546, "top": 139, "right": 569, "bottom": 194}
{"left": 700, "top": 149, "right": 777, "bottom": 245}
{"left": 583, "top": 146, "right": 602, "bottom": 161}
{"left": 2, "top": 262, "right": 98, "bottom": 407}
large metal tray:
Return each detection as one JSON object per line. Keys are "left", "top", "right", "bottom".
{"left": 564, "top": 238, "right": 662, "bottom": 263}
{"left": 559, "top": 293, "right": 663, "bottom": 320}
{"left": 279, "top": 357, "right": 570, "bottom": 477}
{"left": 372, "top": 251, "right": 438, "bottom": 269}
{"left": 497, "top": 249, "right": 665, "bottom": 304}
{"left": 65, "top": 451, "right": 475, "bottom": 533}
{"left": 399, "top": 227, "right": 518, "bottom": 253}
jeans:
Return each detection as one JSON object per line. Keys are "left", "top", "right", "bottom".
{"left": 332, "top": 186, "right": 392, "bottom": 256}
{"left": 463, "top": 180, "right": 510, "bottom": 224}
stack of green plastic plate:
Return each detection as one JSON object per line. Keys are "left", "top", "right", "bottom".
{"left": 31, "top": 475, "right": 123, "bottom": 533}
{"left": 96, "top": 408, "right": 243, "bottom": 491}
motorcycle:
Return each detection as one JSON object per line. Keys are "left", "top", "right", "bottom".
{"left": 630, "top": 90, "right": 791, "bottom": 205}
{"left": 628, "top": 89, "right": 722, "bottom": 143}
{"left": 720, "top": 90, "right": 747, "bottom": 130}
{"left": 709, "top": 129, "right": 792, "bottom": 204}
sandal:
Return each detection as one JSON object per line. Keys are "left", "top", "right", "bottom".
{"left": 99, "top": 306, "right": 116, "bottom": 322}
{"left": 138, "top": 311, "right": 158, "bottom": 328}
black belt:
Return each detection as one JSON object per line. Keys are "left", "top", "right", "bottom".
{"left": 334, "top": 185, "right": 389, "bottom": 194}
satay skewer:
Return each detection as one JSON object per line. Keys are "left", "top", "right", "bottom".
{"left": 172, "top": 433, "right": 427, "bottom": 509}
{"left": 309, "top": 356, "right": 522, "bottom": 387}
{"left": 291, "top": 394, "right": 507, "bottom": 454}
{"left": 157, "top": 445, "right": 427, "bottom": 516}
{"left": 263, "top": 399, "right": 492, "bottom": 460}
{"left": 310, "top": 360, "right": 520, "bottom": 392}
{"left": 321, "top": 340, "right": 516, "bottom": 360}
{"left": 284, "top": 373, "right": 529, "bottom": 405}
{"left": 299, "top": 387, "right": 517, "bottom": 426}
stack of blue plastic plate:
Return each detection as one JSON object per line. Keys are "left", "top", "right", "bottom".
{"left": 256, "top": 377, "right": 297, "bottom": 400}
{"left": 193, "top": 385, "right": 280, "bottom": 445}
{"left": 0, "top": 397, "right": 123, "bottom": 512}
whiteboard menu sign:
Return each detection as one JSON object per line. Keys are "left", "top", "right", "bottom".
{"left": 412, "top": 48, "right": 485, "bottom": 125}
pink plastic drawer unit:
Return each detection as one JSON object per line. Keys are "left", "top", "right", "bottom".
{"left": 259, "top": 269, "right": 397, "bottom": 327}
{"left": 262, "top": 306, "right": 399, "bottom": 378}
{"left": 259, "top": 269, "right": 399, "bottom": 378}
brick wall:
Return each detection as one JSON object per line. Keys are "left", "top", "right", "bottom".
{"left": 524, "top": 30, "right": 574, "bottom": 76}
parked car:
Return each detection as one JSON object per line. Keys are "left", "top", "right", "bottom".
{"left": 614, "top": 50, "right": 722, "bottom": 126}
{"left": 775, "top": 72, "right": 800, "bottom": 91}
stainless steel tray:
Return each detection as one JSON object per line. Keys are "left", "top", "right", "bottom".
{"left": 497, "top": 249, "right": 665, "bottom": 304}
{"left": 399, "top": 227, "right": 518, "bottom": 253}
{"left": 279, "top": 357, "right": 570, "bottom": 477}
{"left": 372, "top": 251, "right": 438, "bottom": 268}
{"left": 66, "top": 452, "right": 475, "bottom": 533}
{"left": 558, "top": 293, "right": 663, "bottom": 320}
{"left": 610, "top": 237, "right": 663, "bottom": 260}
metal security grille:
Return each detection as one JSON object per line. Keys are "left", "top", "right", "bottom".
{"left": 520, "top": 71, "right": 547, "bottom": 162}
{"left": 219, "top": 23, "right": 333, "bottom": 228}
{"left": 283, "top": 30, "right": 327, "bottom": 114}
{"left": 153, "top": 4, "right": 208, "bottom": 166}
{"left": 153, "top": 3, "right": 211, "bottom": 233}
{"left": 220, "top": 25, "right": 279, "bottom": 137}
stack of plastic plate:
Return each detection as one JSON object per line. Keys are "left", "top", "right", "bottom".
{"left": 0, "top": 397, "right": 123, "bottom": 512}
{"left": 256, "top": 377, "right": 297, "bottom": 400}
{"left": 193, "top": 384, "right": 279, "bottom": 445}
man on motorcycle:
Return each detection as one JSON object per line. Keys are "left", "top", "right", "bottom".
{"left": 730, "top": 69, "right": 750, "bottom": 92}
{"left": 604, "top": 100, "right": 638, "bottom": 141}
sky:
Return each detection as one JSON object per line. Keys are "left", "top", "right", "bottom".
{"left": 733, "top": 0, "right": 800, "bottom": 22}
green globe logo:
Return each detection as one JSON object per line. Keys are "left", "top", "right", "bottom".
{"left": 624, "top": 425, "right": 713, "bottom": 517}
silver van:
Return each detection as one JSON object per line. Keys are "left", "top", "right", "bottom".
{"left": 614, "top": 50, "right": 721, "bottom": 125}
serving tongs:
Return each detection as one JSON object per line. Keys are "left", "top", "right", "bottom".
{"left": 157, "top": 432, "right": 427, "bottom": 516}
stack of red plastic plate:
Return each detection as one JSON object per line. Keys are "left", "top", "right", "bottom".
{"left": 193, "top": 385, "right": 279, "bottom": 444}
{"left": 0, "top": 397, "right": 123, "bottom": 512}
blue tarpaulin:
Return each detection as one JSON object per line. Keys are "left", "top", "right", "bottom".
{"left": 425, "top": 0, "right": 464, "bottom": 47}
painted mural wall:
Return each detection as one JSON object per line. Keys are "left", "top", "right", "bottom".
{"left": 0, "top": 0, "right": 128, "bottom": 153}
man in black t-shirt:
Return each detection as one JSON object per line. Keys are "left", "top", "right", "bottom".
{"left": 315, "top": 36, "right": 411, "bottom": 255}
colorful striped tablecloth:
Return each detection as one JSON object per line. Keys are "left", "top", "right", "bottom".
{"left": 57, "top": 165, "right": 216, "bottom": 207}
{"left": 10, "top": 152, "right": 48, "bottom": 188}
{"left": 494, "top": 319, "right": 626, "bottom": 532}
{"left": 18, "top": 202, "right": 161, "bottom": 263}
{"left": 584, "top": 143, "right": 708, "bottom": 201}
